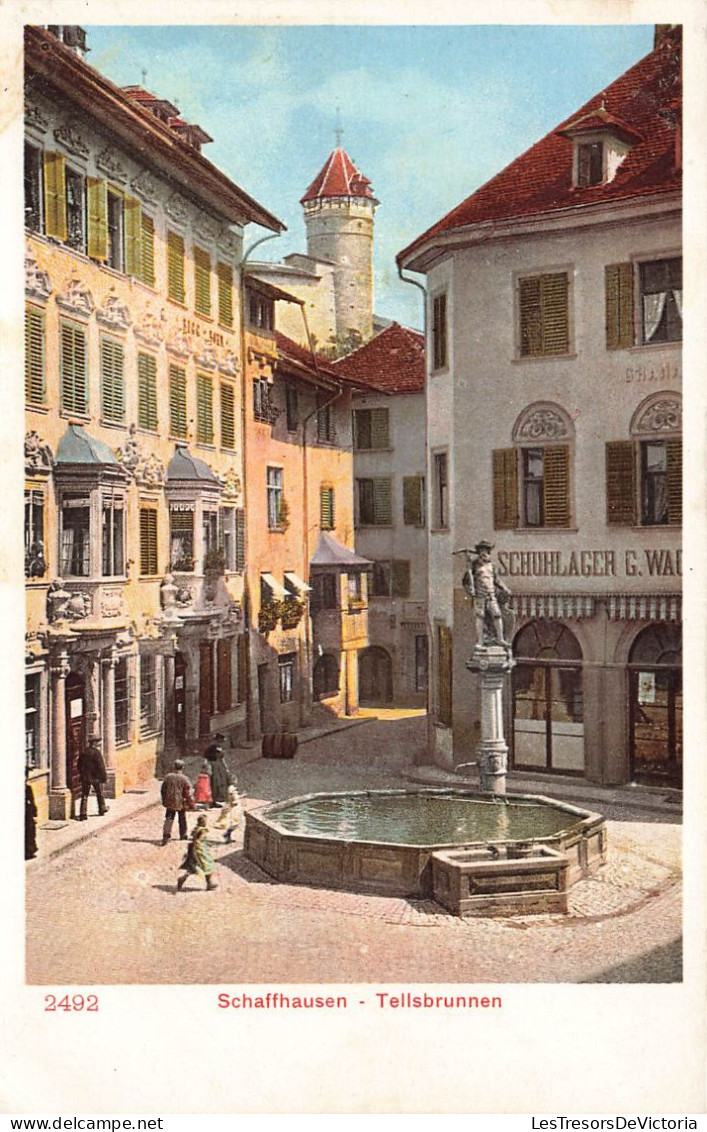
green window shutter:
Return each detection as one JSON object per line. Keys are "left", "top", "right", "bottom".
{"left": 138, "top": 353, "right": 158, "bottom": 431}
{"left": 86, "top": 178, "right": 108, "bottom": 261}
{"left": 542, "top": 445, "right": 570, "bottom": 527}
{"left": 25, "top": 306, "right": 45, "bottom": 404}
{"left": 217, "top": 262, "right": 233, "bottom": 326}
{"left": 666, "top": 439, "right": 682, "bottom": 525}
{"left": 196, "top": 373, "right": 214, "bottom": 443}
{"left": 520, "top": 273, "right": 568, "bottom": 356}
{"left": 392, "top": 560, "right": 410, "bottom": 597}
{"left": 354, "top": 410, "right": 372, "bottom": 449}
{"left": 60, "top": 322, "right": 87, "bottom": 415}
{"left": 167, "top": 231, "right": 186, "bottom": 303}
{"left": 43, "top": 152, "right": 67, "bottom": 242}
{"left": 373, "top": 478, "right": 392, "bottom": 524}
{"left": 605, "top": 263, "right": 634, "bottom": 349}
{"left": 220, "top": 382, "right": 235, "bottom": 449}
{"left": 100, "top": 337, "right": 125, "bottom": 423}
{"left": 433, "top": 293, "right": 447, "bottom": 370}
{"left": 139, "top": 508, "right": 158, "bottom": 576}
{"left": 437, "top": 624, "right": 453, "bottom": 727}
{"left": 235, "top": 508, "right": 246, "bottom": 572}
{"left": 124, "top": 195, "right": 142, "bottom": 277}
{"left": 492, "top": 448, "right": 518, "bottom": 529}
{"left": 169, "top": 365, "right": 188, "bottom": 438}
{"left": 371, "top": 407, "right": 390, "bottom": 449}
{"left": 320, "top": 486, "right": 334, "bottom": 530}
{"left": 605, "top": 440, "right": 636, "bottom": 526}
{"left": 194, "top": 246, "right": 211, "bottom": 316}
{"left": 139, "top": 213, "right": 155, "bottom": 286}
{"left": 403, "top": 475, "right": 423, "bottom": 526}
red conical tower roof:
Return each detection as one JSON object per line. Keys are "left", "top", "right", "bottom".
{"left": 301, "top": 147, "right": 376, "bottom": 204}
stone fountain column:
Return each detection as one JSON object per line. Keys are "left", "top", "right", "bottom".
{"left": 465, "top": 646, "right": 515, "bottom": 794}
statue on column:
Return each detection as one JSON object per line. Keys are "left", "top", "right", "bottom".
{"left": 458, "top": 540, "right": 515, "bottom": 653}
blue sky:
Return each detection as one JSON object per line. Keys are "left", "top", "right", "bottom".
{"left": 87, "top": 24, "right": 654, "bottom": 330}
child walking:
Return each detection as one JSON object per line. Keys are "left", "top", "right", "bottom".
{"left": 176, "top": 814, "right": 218, "bottom": 891}
{"left": 215, "top": 779, "right": 241, "bottom": 843}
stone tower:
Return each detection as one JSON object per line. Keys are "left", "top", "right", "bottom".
{"left": 300, "top": 147, "right": 378, "bottom": 353}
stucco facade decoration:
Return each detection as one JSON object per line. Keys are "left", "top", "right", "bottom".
{"left": 397, "top": 27, "right": 682, "bottom": 788}
{"left": 336, "top": 322, "right": 429, "bottom": 707}
{"left": 24, "top": 26, "right": 283, "bottom": 822}
{"left": 242, "top": 279, "right": 370, "bottom": 736}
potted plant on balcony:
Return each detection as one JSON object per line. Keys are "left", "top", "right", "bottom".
{"left": 258, "top": 599, "right": 282, "bottom": 634}
{"left": 171, "top": 553, "right": 195, "bottom": 573}
{"left": 280, "top": 595, "right": 305, "bottom": 630}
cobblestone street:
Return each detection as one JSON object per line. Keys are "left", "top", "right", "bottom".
{"left": 26, "top": 714, "right": 682, "bottom": 985}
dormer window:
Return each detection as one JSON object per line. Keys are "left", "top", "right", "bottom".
{"left": 577, "top": 142, "right": 603, "bottom": 187}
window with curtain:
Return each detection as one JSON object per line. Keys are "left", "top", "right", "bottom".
{"left": 639, "top": 258, "right": 682, "bottom": 344}
{"left": 60, "top": 497, "right": 91, "bottom": 577}
{"left": 170, "top": 508, "right": 195, "bottom": 571}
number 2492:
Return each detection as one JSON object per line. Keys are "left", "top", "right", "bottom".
{"left": 44, "top": 994, "right": 99, "bottom": 1012}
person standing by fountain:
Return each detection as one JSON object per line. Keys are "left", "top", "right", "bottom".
{"left": 176, "top": 814, "right": 218, "bottom": 892}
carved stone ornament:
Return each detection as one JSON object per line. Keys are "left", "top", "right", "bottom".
{"left": 25, "top": 430, "right": 54, "bottom": 476}
{"left": 165, "top": 193, "right": 189, "bottom": 225}
{"left": 96, "top": 147, "right": 128, "bottom": 184}
{"left": 195, "top": 346, "right": 217, "bottom": 370}
{"left": 25, "top": 98, "right": 49, "bottom": 133}
{"left": 514, "top": 405, "right": 570, "bottom": 442}
{"left": 218, "top": 351, "right": 239, "bottom": 377}
{"left": 97, "top": 288, "right": 132, "bottom": 332}
{"left": 632, "top": 397, "right": 682, "bottom": 435}
{"left": 135, "top": 453, "right": 167, "bottom": 490}
{"left": 56, "top": 277, "right": 95, "bottom": 319}
{"left": 115, "top": 424, "right": 141, "bottom": 473}
{"left": 214, "top": 465, "right": 241, "bottom": 501}
{"left": 25, "top": 252, "right": 52, "bottom": 302}
{"left": 101, "top": 590, "right": 125, "bottom": 619}
{"left": 53, "top": 120, "right": 90, "bottom": 159}
{"left": 194, "top": 215, "right": 220, "bottom": 245}
{"left": 46, "top": 579, "right": 92, "bottom": 623}
{"left": 166, "top": 331, "right": 191, "bottom": 359}
{"left": 133, "top": 305, "right": 166, "bottom": 348}
{"left": 131, "top": 169, "right": 161, "bottom": 205}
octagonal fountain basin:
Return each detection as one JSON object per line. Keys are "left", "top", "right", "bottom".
{"left": 244, "top": 789, "right": 606, "bottom": 900}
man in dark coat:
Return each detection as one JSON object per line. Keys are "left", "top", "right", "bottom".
{"left": 161, "top": 759, "right": 194, "bottom": 844}
{"left": 25, "top": 776, "right": 38, "bottom": 859}
{"left": 78, "top": 740, "right": 109, "bottom": 820}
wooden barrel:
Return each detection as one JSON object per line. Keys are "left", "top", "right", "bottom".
{"left": 281, "top": 732, "right": 298, "bottom": 759}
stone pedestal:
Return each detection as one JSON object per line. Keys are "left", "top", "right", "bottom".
{"left": 465, "top": 645, "right": 515, "bottom": 794}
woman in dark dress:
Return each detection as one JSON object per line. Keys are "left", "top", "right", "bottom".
{"left": 205, "top": 735, "right": 229, "bottom": 806}
{"left": 25, "top": 778, "right": 38, "bottom": 860}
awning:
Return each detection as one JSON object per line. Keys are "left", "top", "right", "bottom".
{"left": 261, "top": 573, "right": 288, "bottom": 599}
{"left": 309, "top": 531, "right": 373, "bottom": 572}
{"left": 285, "top": 571, "right": 312, "bottom": 594}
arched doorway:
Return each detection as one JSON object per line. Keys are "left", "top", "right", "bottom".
{"left": 358, "top": 646, "right": 393, "bottom": 705}
{"left": 512, "top": 620, "right": 584, "bottom": 775}
{"left": 65, "top": 671, "right": 85, "bottom": 811}
{"left": 629, "top": 623, "right": 682, "bottom": 787}
{"left": 313, "top": 653, "right": 339, "bottom": 701}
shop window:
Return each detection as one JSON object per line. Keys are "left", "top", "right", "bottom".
{"left": 278, "top": 653, "right": 296, "bottom": 704}
{"left": 629, "top": 623, "right": 682, "bottom": 788}
{"left": 170, "top": 508, "right": 194, "bottom": 572}
{"left": 169, "top": 365, "right": 188, "bottom": 438}
{"left": 115, "top": 657, "right": 130, "bottom": 745}
{"left": 518, "top": 272, "right": 569, "bottom": 358}
{"left": 357, "top": 477, "right": 392, "bottom": 526}
{"left": 512, "top": 621, "right": 584, "bottom": 775}
{"left": 139, "top": 654, "right": 160, "bottom": 736}
{"left": 354, "top": 407, "right": 389, "bottom": 450}
{"left": 25, "top": 488, "right": 47, "bottom": 578}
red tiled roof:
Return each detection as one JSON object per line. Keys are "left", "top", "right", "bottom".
{"left": 301, "top": 147, "right": 376, "bottom": 204}
{"left": 398, "top": 27, "right": 681, "bottom": 267}
{"left": 274, "top": 332, "right": 341, "bottom": 386}
{"left": 334, "top": 322, "right": 425, "bottom": 394}
{"left": 560, "top": 105, "right": 643, "bottom": 143}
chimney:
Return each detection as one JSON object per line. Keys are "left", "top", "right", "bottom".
{"left": 654, "top": 25, "right": 673, "bottom": 49}
{"left": 46, "top": 25, "right": 88, "bottom": 58}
